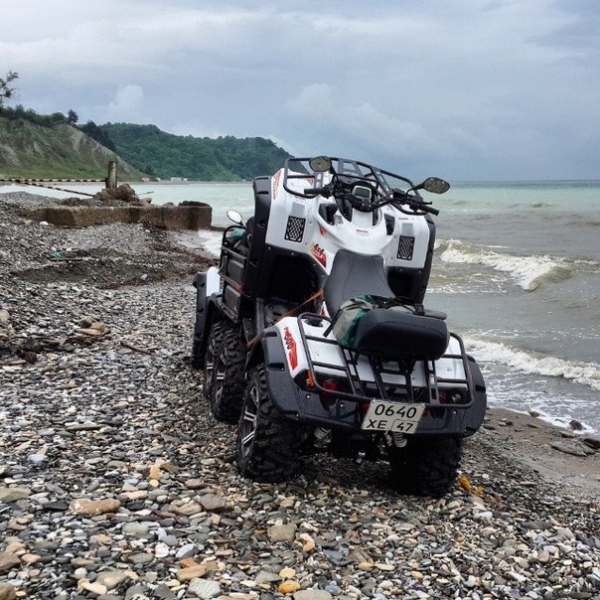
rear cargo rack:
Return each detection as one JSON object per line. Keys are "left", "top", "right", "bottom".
{"left": 296, "top": 313, "right": 474, "bottom": 409}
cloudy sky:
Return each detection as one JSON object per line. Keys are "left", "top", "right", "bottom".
{"left": 2, "top": 0, "right": 599, "bottom": 180}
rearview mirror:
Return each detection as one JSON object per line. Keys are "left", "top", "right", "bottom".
{"left": 227, "top": 209, "right": 244, "bottom": 226}
{"left": 309, "top": 156, "right": 332, "bottom": 173}
{"left": 422, "top": 177, "right": 450, "bottom": 195}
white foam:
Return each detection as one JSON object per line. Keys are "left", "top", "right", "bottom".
{"left": 196, "top": 230, "right": 223, "bottom": 257}
{"left": 439, "top": 239, "right": 570, "bottom": 291}
{"left": 464, "top": 336, "right": 600, "bottom": 391}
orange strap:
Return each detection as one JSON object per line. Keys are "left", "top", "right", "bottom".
{"left": 247, "top": 289, "right": 324, "bottom": 348}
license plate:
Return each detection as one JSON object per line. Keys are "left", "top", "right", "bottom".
{"left": 361, "top": 400, "right": 425, "bottom": 434}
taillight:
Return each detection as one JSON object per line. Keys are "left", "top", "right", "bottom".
{"left": 319, "top": 379, "right": 340, "bottom": 409}
{"left": 436, "top": 390, "right": 465, "bottom": 405}
{"left": 322, "top": 379, "right": 339, "bottom": 393}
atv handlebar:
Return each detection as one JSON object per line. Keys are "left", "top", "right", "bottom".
{"left": 295, "top": 157, "right": 448, "bottom": 217}
{"left": 422, "top": 204, "right": 440, "bottom": 216}
{"left": 383, "top": 189, "right": 439, "bottom": 216}
{"left": 304, "top": 185, "right": 332, "bottom": 198}
{"left": 397, "top": 197, "right": 440, "bottom": 216}
{"left": 303, "top": 184, "right": 441, "bottom": 217}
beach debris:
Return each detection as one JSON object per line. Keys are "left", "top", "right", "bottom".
{"left": 93, "top": 183, "right": 143, "bottom": 204}
{"left": 75, "top": 320, "right": 107, "bottom": 336}
{"left": 458, "top": 474, "right": 484, "bottom": 496}
{"left": 120, "top": 339, "right": 153, "bottom": 354}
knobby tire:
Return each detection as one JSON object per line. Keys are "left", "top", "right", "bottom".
{"left": 237, "top": 364, "right": 305, "bottom": 482}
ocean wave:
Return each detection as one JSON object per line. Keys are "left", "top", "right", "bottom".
{"left": 464, "top": 337, "right": 600, "bottom": 392}
{"left": 437, "top": 239, "right": 572, "bottom": 291}
{"left": 197, "top": 230, "right": 223, "bottom": 257}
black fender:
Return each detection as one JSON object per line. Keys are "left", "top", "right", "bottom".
{"left": 411, "top": 355, "right": 487, "bottom": 438}
{"left": 463, "top": 355, "right": 487, "bottom": 435}
{"left": 192, "top": 272, "right": 224, "bottom": 368}
{"left": 245, "top": 327, "right": 314, "bottom": 419}
{"left": 245, "top": 327, "right": 297, "bottom": 409}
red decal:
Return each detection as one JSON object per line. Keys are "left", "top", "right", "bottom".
{"left": 283, "top": 327, "right": 298, "bottom": 370}
{"left": 310, "top": 243, "right": 327, "bottom": 267}
{"left": 319, "top": 225, "right": 327, "bottom": 236}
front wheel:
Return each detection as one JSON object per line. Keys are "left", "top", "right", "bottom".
{"left": 236, "top": 364, "right": 305, "bottom": 482}
{"left": 389, "top": 437, "right": 463, "bottom": 498}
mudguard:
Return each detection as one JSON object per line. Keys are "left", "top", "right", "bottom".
{"left": 464, "top": 356, "right": 487, "bottom": 434}
{"left": 192, "top": 267, "right": 222, "bottom": 368}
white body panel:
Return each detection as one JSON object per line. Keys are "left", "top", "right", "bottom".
{"left": 206, "top": 266, "right": 221, "bottom": 296}
{"left": 266, "top": 169, "right": 432, "bottom": 277}
{"left": 263, "top": 168, "right": 465, "bottom": 396}
{"left": 274, "top": 316, "right": 467, "bottom": 394}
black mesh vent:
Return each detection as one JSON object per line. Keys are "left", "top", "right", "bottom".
{"left": 285, "top": 217, "right": 306, "bottom": 243}
{"left": 397, "top": 236, "right": 415, "bottom": 260}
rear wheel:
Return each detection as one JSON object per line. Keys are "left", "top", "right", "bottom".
{"left": 191, "top": 335, "right": 202, "bottom": 369}
{"left": 237, "top": 364, "right": 305, "bottom": 482}
{"left": 211, "top": 325, "right": 247, "bottom": 423}
{"left": 191, "top": 278, "right": 208, "bottom": 369}
{"left": 203, "top": 321, "right": 235, "bottom": 399}
{"left": 389, "top": 436, "right": 463, "bottom": 498}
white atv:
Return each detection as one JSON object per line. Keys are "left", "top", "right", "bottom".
{"left": 191, "top": 156, "right": 486, "bottom": 497}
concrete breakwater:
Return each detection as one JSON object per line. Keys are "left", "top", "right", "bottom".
{"left": 22, "top": 202, "right": 212, "bottom": 231}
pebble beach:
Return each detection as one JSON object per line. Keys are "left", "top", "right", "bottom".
{"left": 1, "top": 192, "right": 599, "bottom": 600}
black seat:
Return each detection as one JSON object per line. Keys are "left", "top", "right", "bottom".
{"left": 353, "top": 308, "right": 449, "bottom": 361}
{"left": 325, "top": 250, "right": 449, "bottom": 361}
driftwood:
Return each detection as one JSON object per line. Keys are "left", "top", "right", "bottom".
{"left": 120, "top": 339, "right": 152, "bottom": 355}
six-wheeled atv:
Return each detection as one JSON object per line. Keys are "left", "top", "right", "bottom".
{"left": 191, "top": 156, "right": 487, "bottom": 497}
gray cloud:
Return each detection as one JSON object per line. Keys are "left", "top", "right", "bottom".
{"left": 2, "top": 0, "right": 598, "bottom": 179}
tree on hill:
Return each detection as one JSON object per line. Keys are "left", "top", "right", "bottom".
{"left": 78, "top": 120, "right": 116, "bottom": 152}
{"left": 0, "top": 104, "right": 70, "bottom": 127}
{"left": 0, "top": 71, "right": 18, "bottom": 107}
{"left": 95, "top": 123, "right": 292, "bottom": 181}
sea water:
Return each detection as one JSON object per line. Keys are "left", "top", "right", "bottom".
{"left": 427, "top": 181, "right": 600, "bottom": 434}
{"left": 3, "top": 179, "right": 600, "bottom": 433}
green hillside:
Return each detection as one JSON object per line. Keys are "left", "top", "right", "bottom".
{"left": 0, "top": 108, "right": 292, "bottom": 181}
{"left": 90, "top": 123, "right": 292, "bottom": 181}
{"left": 0, "top": 116, "right": 144, "bottom": 180}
